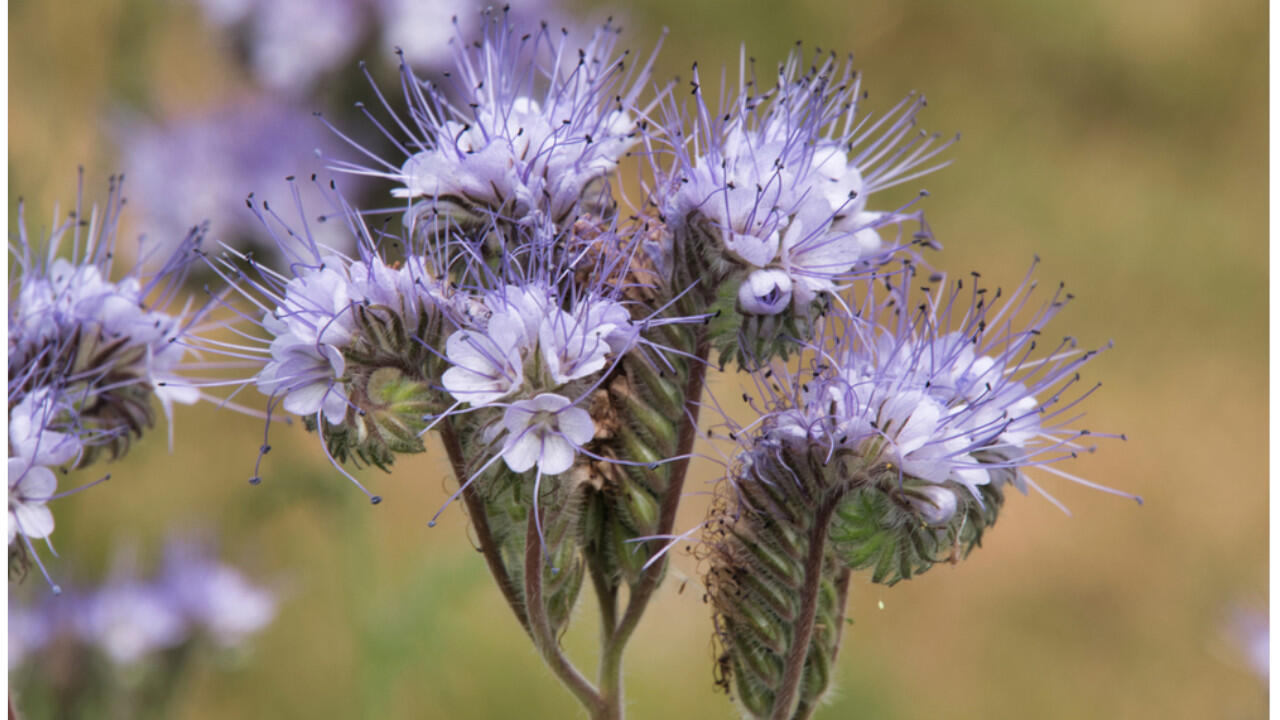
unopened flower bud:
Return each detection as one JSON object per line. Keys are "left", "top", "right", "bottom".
{"left": 905, "top": 485, "right": 959, "bottom": 526}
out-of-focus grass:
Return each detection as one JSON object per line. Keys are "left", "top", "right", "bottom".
{"left": 9, "top": 0, "right": 1266, "bottom": 717}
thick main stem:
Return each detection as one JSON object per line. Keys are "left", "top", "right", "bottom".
{"left": 769, "top": 498, "right": 839, "bottom": 720}
{"left": 524, "top": 511, "right": 604, "bottom": 715}
{"left": 438, "top": 421, "right": 531, "bottom": 637}
{"left": 782, "top": 568, "right": 853, "bottom": 720}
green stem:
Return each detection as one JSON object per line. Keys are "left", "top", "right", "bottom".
{"left": 588, "top": 534, "right": 624, "bottom": 719}
{"left": 769, "top": 498, "right": 839, "bottom": 720}
{"left": 597, "top": 634, "right": 625, "bottom": 720}
{"left": 524, "top": 509, "right": 603, "bottom": 715}
{"left": 439, "top": 420, "right": 531, "bottom": 637}
{"left": 788, "top": 567, "right": 851, "bottom": 720}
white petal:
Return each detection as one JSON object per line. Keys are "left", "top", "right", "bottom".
{"left": 725, "top": 229, "right": 781, "bottom": 268}
{"left": 558, "top": 406, "right": 596, "bottom": 445}
{"left": 526, "top": 393, "right": 572, "bottom": 414}
{"left": 854, "top": 227, "right": 882, "bottom": 255}
{"left": 909, "top": 485, "right": 958, "bottom": 525}
{"left": 33, "top": 431, "right": 81, "bottom": 469}
{"left": 153, "top": 380, "right": 201, "bottom": 407}
{"left": 282, "top": 382, "right": 329, "bottom": 417}
{"left": 13, "top": 503, "right": 54, "bottom": 540}
{"left": 952, "top": 465, "right": 991, "bottom": 491}
{"left": 321, "top": 386, "right": 349, "bottom": 425}
{"left": 17, "top": 464, "right": 57, "bottom": 499}
{"left": 537, "top": 435, "right": 576, "bottom": 475}
{"left": 502, "top": 431, "right": 541, "bottom": 473}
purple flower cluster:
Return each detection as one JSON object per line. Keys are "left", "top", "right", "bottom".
{"left": 438, "top": 279, "right": 642, "bottom": 475}
{"left": 8, "top": 179, "right": 208, "bottom": 586}
{"left": 10, "top": 9, "right": 1135, "bottom": 720}
{"left": 653, "top": 51, "right": 952, "bottom": 316}
{"left": 110, "top": 15, "right": 1133, "bottom": 718}
{"left": 739, "top": 262, "right": 1137, "bottom": 522}
{"left": 335, "top": 14, "right": 657, "bottom": 232}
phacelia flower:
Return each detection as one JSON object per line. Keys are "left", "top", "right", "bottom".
{"left": 499, "top": 393, "right": 595, "bottom": 475}
{"left": 8, "top": 391, "right": 82, "bottom": 545}
{"left": 654, "top": 49, "right": 953, "bottom": 317}
{"left": 744, "top": 260, "right": 1138, "bottom": 521}
{"left": 438, "top": 280, "right": 640, "bottom": 476}
{"left": 8, "top": 177, "right": 208, "bottom": 585}
{"left": 214, "top": 184, "right": 455, "bottom": 424}
{"left": 8, "top": 459, "right": 57, "bottom": 546}
{"left": 334, "top": 10, "right": 660, "bottom": 231}
{"left": 201, "top": 178, "right": 478, "bottom": 495}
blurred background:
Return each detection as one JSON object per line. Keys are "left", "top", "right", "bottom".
{"left": 8, "top": 0, "right": 1267, "bottom": 717}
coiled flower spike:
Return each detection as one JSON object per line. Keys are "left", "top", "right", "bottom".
{"left": 647, "top": 46, "right": 954, "bottom": 365}
{"left": 8, "top": 174, "right": 209, "bottom": 589}
{"left": 196, "top": 175, "right": 475, "bottom": 499}
{"left": 329, "top": 8, "right": 663, "bottom": 233}
{"left": 703, "top": 260, "right": 1137, "bottom": 719}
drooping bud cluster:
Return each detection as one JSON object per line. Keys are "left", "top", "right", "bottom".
{"left": 8, "top": 178, "right": 207, "bottom": 586}
{"left": 704, "top": 262, "right": 1135, "bottom": 718}
{"left": 649, "top": 49, "right": 953, "bottom": 365}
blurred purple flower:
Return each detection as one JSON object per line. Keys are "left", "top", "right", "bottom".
{"left": 76, "top": 578, "right": 188, "bottom": 665}
{"left": 117, "top": 99, "right": 351, "bottom": 257}
{"left": 10, "top": 535, "right": 277, "bottom": 669}
{"left": 8, "top": 601, "right": 52, "bottom": 669}
{"left": 159, "top": 539, "right": 277, "bottom": 647}
{"left": 191, "top": 0, "right": 369, "bottom": 93}
{"left": 375, "top": 0, "right": 474, "bottom": 69}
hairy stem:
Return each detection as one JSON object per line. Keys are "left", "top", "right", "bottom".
{"left": 769, "top": 498, "right": 839, "bottom": 720}
{"left": 589, "top": 545, "right": 624, "bottom": 719}
{"left": 439, "top": 420, "right": 531, "bottom": 636}
{"left": 525, "top": 510, "right": 603, "bottom": 715}
{"left": 597, "top": 631, "right": 625, "bottom": 720}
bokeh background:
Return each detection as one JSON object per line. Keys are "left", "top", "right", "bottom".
{"left": 8, "top": 0, "right": 1267, "bottom": 718}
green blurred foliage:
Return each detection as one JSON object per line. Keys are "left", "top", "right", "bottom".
{"left": 8, "top": 0, "right": 1266, "bottom": 717}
